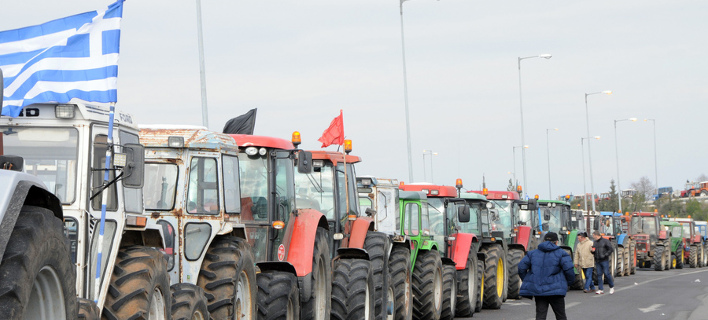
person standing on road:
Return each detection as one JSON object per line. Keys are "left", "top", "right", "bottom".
{"left": 519, "top": 232, "right": 576, "bottom": 320}
{"left": 574, "top": 232, "right": 595, "bottom": 293}
{"left": 592, "top": 230, "right": 615, "bottom": 294}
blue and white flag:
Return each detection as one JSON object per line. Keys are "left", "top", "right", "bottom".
{"left": 0, "top": 0, "right": 123, "bottom": 117}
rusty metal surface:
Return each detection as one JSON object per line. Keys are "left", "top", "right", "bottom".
{"left": 140, "top": 126, "right": 239, "bottom": 153}
{"left": 310, "top": 150, "right": 361, "bottom": 164}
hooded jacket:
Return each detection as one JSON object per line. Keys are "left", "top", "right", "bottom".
{"left": 518, "top": 241, "right": 576, "bottom": 297}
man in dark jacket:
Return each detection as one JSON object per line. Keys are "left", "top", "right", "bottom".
{"left": 518, "top": 232, "right": 575, "bottom": 320}
{"left": 592, "top": 230, "right": 615, "bottom": 294}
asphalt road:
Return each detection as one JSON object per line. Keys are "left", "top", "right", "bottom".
{"left": 456, "top": 267, "right": 708, "bottom": 320}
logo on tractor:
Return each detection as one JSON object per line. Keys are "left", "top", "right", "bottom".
{"left": 278, "top": 244, "right": 285, "bottom": 261}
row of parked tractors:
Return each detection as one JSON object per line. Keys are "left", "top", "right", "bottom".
{"left": 1, "top": 102, "right": 707, "bottom": 320}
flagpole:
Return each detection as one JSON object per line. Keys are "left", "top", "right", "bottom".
{"left": 94, "top": 102, "right": 115, "bottom": 302}
{"left": 196, "top": 0, "right": 209, "bottom": 128}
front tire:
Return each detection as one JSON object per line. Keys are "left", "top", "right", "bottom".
{"left": 616, "top": 247, "right": 625, "bottom": 277}
{"left": 330, "top": 259, "right": 375, "bottom": 320}
{"left": 300, "top": 228, "right": 331, "bottom": 320}
{"left": 480, "top": 244, "right": 505, "bottom": 309}
{"left": 0, "top": 206, "right": 77, "bottom": 320}
{"left": 197, "top": 237, "right": 256, "bottom": 320}
{"left": 440, "top": 265, "right": 456, "bottom": 320}
{"left": 454, "top": 246, "right": 478, "bottom": 317}
{"left": 388, "top": 246, "right": 412, "bottom": 320}
{"left": 412, "top": 251, "right": 443, "bottom": 320}
{"left": 256, "top": 271, "right": 300, "bottom": 320}
{"left": 474, "top": 259, "right": 483, "bottom": 313}
{"left": 506, "top": 249, "right": 523, "bottom": 299}
{"left": 171, "top": 283, "right": 209, "bottom": 320}
{"left": 78, "top": 298, "right": 100, "bottom": 320}
{"left": 677, "top": 246, "right": 685, "bottom": 269}
{"left": 102, "top": 246, "right": 171, "bottom": 320}
{"left": 690, "top": 245, "right": 699, "bottom": 268}
{"left": 653, "top": 246, "right": 665, "bottom": 271}
{"left": 363, "top": 232, "right": 390, "bottom": 320}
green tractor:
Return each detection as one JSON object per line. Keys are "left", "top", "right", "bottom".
{"left": 536, "top": 199, "right": 585, "bottom": 290}
{"left": 660, "top": 221, "right": 687, "bottom": 269}
{"left": 358, "top": 179, "right": 455, "bottom": 320}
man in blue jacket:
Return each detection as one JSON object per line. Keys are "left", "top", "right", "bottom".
{"left": 519, "top": 232, "right": 576, "bottom": 320}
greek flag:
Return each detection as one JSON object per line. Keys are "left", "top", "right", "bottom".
{"left": 0, "top": 0, "right": 123, "bottom": 117}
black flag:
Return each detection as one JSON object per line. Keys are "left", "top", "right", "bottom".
{"left": 222, "top": 108, "right": 257, "bottom": 134}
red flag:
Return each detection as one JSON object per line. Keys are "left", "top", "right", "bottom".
{"left": 318, "top": 110, "right": 344, "bottom": 148}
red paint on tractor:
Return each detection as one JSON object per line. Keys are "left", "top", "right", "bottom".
{"left": 348, "top": 217, "right": 374, "bottom": 249}
{"left": 286, "top": 208, "right": 326, "bottom": 277}
{"left": 399, "top": 183, "right": 457, "bottom": 197}
{"left": 310, "top": 151, "right": 361, "bottom": 165}
{"left": 229, "top": 134, "right": 294, "bottom": 150}
{"left": 515, "top": 226, "right": 532, "bottom": 251}
{"left": 450, "top": 233, "right": 476, "bottom": 270}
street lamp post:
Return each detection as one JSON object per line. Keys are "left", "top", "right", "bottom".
{"left": 518, "top": 54, "right": 552, "bottom": 195}
{"left": 423, "top": 149, "right": 438, "bottom": 183}
{"left": 546, "top": 128, "right": 559, "bottom": 199}
{"left": 645, "top": 119, "right": 658, "bottom": 195}
{"left": 614, "top": 118, "right": 637, "bottom": 213}
{"left": 581, "top": 136, "right": 601, "bottom": 212}
{"left": 584, "top": 90, "right": 611, "bottom": 213}
{"left": 513, "top": 145, "right": 529, "bottom": 188}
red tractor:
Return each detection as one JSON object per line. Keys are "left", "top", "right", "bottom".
{"left": 468, "top": 187, "right": 539, "bottom": 301}
{"left": 230, "top": 133, "right": 331, "bottom": 320}
{"left": 293, "top": 145, "right": 383, "bottom": 319}
{"left": 630, "top": 212, "right": 671, "bottom": 271}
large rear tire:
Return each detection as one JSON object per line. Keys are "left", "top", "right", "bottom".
{"left": 561, "top": 248, "right": 582, "bottom": 290}
{"left": 480, "top": 244, "right": 504, "bottom": 309}
{"left": 616, "top": 247, "right": 624, "bottom": 277}
{"left": 690, "top": 245, "right": 699, "bottom": 268}
{"left": 630, "top": 242, "right": 637, "bottom": 274}
{"left": 102, "top": 246, "right": 171, "bottom": 320}
{"left": 474, "top": 259, "right": 483, "bottom": 313}
{"left": 171, "top": 283, "right": 209, "bottom": 320}
{"left": 388, "top": 246, "right": 412, "bottom": 320}
{"left": 256, "top": 271, "right": 300, "bottom": 320}
{"left": 653, "top": 246, "right": 665, "bottom": 271}
{"left": 506, "top": 249, "right": 523, "bottom": 299}
{"left": 299, "top": 228, "right": 331, "bottom": 320}
{"left": 677, "top": 246, "right": 685, "bottom": 269}
{"left": 412, "top": 250, "right": 443, "bottom": 320}
{"left": 0, "top": 206, "right": 77, "bottom": 320}
{"left": 330, "top": 259, "right": 375, "bottom": 320}
{"left": 197, "top": 236, "right": 256, "bottom": 320}
{"left": 363, "top": 232, "right": 390, "bottom": 320}
{"left": 454, "top": 246, "right": 478, "bottom": 317}
{"left": 440, "top": 265, "right": 456, "bottom": 320}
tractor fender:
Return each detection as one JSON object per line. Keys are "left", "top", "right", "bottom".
{"left": 617, "top": 234, "right": 627, "bottom": 247}
{"left": 450, "top": 232, "right": 478, "bottom": 270}
{"left": 285, "top": 208, "right": 328, "bottom": 277}
{"left": 257, "top": 261, "right": 298, "bottom": 275}
{"left": 508, "top": 243, "right": 526, "bottom": 253}
{"left": 347, "top": 217, "right": 374, "bottom": 249}
{"left": 335, "top": 247, "right": 370, "bottom": 261}
{"left": 515, "top": 225, "right": 533, "bottom": 251}
{"left": 0, "top": 172, "right": 62, "bottom": 262}
{"left": 560, "top": 245, "right": 572, "bottom": 254}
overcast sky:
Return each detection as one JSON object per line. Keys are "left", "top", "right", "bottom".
{"left": 2, "top": 0, "right": 707, "bottom": 199}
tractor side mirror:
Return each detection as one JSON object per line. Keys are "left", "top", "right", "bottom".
{"left": 490, "top": 209, "right": 499, "bottom": 222}
{"left": 458, "top": 205, "right": 471, "bottom": 223}
{"left": 297, "top": 151, "right": 313, "bottom": 174}
{"left": 121, "top": 143, "right": 144, "bottom": 188}
{"left": 365, "top": 207, "right": 376, "bottom": 217}
{"left": 527, "top": 199, "right": 538, "bottom": 211}
{"left": 593, "top": 218, "right": 600, "bottom": 231}
{"left": 542, "top": 222, "right": 549, "bottom": 231}
{"left": 543, "top": 209, "right": 551, "bottom": 221}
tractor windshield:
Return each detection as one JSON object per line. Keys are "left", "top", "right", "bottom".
{"left": 239, "top": 153, "right": 270, "bottom": 222}
{"left": 540, "top": 206, "right": 562, "bottom": 233}
{"left": 632, "top": 216, "right": 658, "bottom": 235}
{"left": 1, "top": 126, "right": 79, "bottom": 204}
{"left": 144, "top": 163, "right": 178, "bottom": 210}
{"left": 294, "top": 162, "right": 336, "bottom": 220}
{"left": 426, "top": 198, "right": 447, "bottom": 237}
{"left": 489, "top": 200, "right": 513, "bottom": 236}
{"left": 671, "top": 226, "right": 683, "bottom": 238}
{"left": 681, "top": 223, "right": 692, "bottom": 237}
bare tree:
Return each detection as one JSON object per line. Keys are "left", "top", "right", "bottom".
{"left": 697, "top": 174, "right": 708, "bottom": 182}
{"left": 630, "top": 176, "right": 654, "bottom": 198}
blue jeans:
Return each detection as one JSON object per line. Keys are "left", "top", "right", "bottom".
{"left": 595, "top": 260, "right": 614, "bottom": 290}
{"left": 583, "top": 267, "right": 595, "bottom": 291}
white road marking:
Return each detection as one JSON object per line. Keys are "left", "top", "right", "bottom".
{"left": 638, "top": 304, "right": 664, "bottom": 313}
{"left": 566, "top": 302, "right": 580, "bottom": 308}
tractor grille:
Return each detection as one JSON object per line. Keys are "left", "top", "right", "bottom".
{"left": 635, "top": 235, "right": 650, "bottom": 252}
